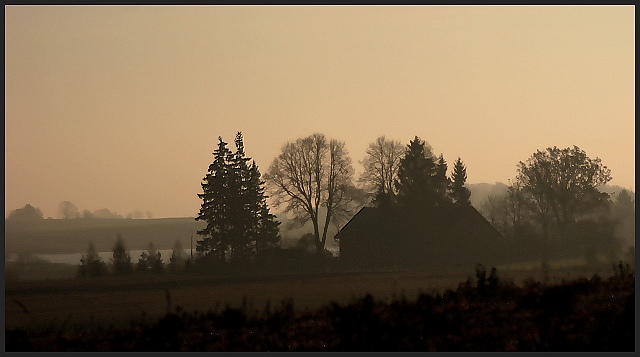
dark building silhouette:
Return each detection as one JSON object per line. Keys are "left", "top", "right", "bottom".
{"left": 337, "top": 205, "right": 507, "bottom": 271}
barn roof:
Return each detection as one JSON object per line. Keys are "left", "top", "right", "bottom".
{"left": 335, "top": 204, "right": 503, "bottom": 242}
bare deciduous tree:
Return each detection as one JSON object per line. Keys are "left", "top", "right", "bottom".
{"left": 358, "top": 136, "right": 404, "bottom": 199}
{"left": 265, "top": 133, "right": 356, "bottom": 254}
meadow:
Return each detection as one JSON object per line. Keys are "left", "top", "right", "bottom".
{"left": 5, "top": 218, "right": 634, "bottom": 351}
{"left": 5, "top": 263, "right": 634, "bottom": 351}
{"left": 5, "top": 261, "right": 618, "bottom": 330}
{"left": 4, "top": 217, "right": 205, "bottom": 255}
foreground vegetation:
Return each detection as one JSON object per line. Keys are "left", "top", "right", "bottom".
{"left": 6, "top": 264, "right": 634, "bottom": 352}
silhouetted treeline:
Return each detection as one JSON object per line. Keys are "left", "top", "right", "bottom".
{"left": 78, "top": 235, "right": 194, "bottom": 277}
{"left": 8, "top": 266, "right": 634, "bottom": 351}
{"left": 78, "top": 233, "right": 337, "bottom": 278}
{"left": 6, "top": 201, "right": 151, "bottom": 221}
{"left": 6, "top": 204, "right": 45, "bottom": 221}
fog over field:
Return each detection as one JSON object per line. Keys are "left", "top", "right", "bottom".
{"left": 4, "top": 6, "right": 634, "bottom": 352}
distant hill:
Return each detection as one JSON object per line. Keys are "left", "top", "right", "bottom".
{"left": 7, "top": 183, "right": 631, "bottom": 257}
{"left": 5, "top": 217, "right": 205, "bottom": 255}
{"left": 4, "top": 213, "right": 339, "bottom": 257}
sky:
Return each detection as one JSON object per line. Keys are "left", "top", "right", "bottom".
{"left": 5, "top": 5, "right": 635, "bottom": 219}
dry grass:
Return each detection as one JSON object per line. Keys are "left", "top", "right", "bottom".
{"left": 5, "top": 264, "right": 611, "bottom": 331}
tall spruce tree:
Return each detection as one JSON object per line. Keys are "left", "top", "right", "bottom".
{"left": 250, "top": 162, "right": 281, "bottom": 258}
{"left": 228, "top": 132, "right": 254, "bottom": 265}
{"left": 435, "top": 154, "right": 450, "bottom": 200}
{"left": 78, "top": 242, "right": 106, "bottom": 277}
{"left": 168, "top": 240, "right": 185, "bottom": 272}
{"left": 196, "top": 133, "right": 280, "bottom": 267}
{"left": 111, "top": 234, "right": 133, "bottom": 275}
{"left": 196, "top": 137, "right": 234, "bottom": 263}
{"left": 450, "top": 157, "right": 471, "bottom": 205}
{"left": 394, "top": 136, "right": 450, "bottom": 209}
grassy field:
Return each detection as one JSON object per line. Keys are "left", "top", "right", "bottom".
{"left": 6, "top": 264, "right": 634, "bottom": 351}
{"left": 5, "top": 217, "right": 633, "bottom": 343}
{"left": 4, "top": 262, "right": 617, "bottom": 332}
{"left": 5, "top": 217, "right": 206, "bottom": 255}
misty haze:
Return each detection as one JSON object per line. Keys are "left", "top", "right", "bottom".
{"left": 5, "top": 5, "right": 634, "bottom": 352}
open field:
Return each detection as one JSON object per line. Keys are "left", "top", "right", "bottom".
{"left": 5, "top": 217, "right": 206, "bottom": 255}
{"left": 6, "top": 265, "right": 634, "bottom": 351}
{"left": 5, "top": 263, "right": 619, "bottom": 331}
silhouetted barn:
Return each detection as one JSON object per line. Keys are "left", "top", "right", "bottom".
{"left": 336, "top": 205, "right": 507, "bottom": 271}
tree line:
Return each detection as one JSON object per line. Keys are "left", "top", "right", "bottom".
{"left": 78, "top": 234, "right": 190, "bottom": 277}
{"left": 6, "top": 202, "right": 150, "bottom": 220}
{"left": 72, "top": 131, "right": 633, "bottom": 276}
{"left": 193, "top": 132, "right": 630, "bottom": 273}
{"left": 193, "top": 132, "right": 476, "bottom": 267}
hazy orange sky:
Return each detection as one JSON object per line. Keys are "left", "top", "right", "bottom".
{"left": 5, "top": 6, "right": 635, "bottom": 219}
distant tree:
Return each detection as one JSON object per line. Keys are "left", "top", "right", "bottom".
{"left": 82, "top": 209, "right": 95, "bottom": 219}
{"left": 94, "top": 208, "right": 123, "bottom": 219}
{"left": 137, "top": 251, "right": 150, "bottom": 272}
{"left": 504, "top": 180, "right": 536, "bottom": 238}
{"left": 295, "top": 233, "right": 317, "bottom": 254}
{"left": 6, "top": 204, "right": 44, "bottom": 221}
{"left": 449, "top": 157, "right": 471, "bottom": 205}
{"left": 137, "top": 242, "right": 163, "bottom": 273}
{"left": 480, "top": 181, "right": 535, "bottom": 239}
{"left": 394, "top": 136, "right": 451, "bottom": 209}
{"left": 168, "top": 240, "right": 185, "bottom": 272}
{"left": 516, "top": 146, "right": 612, "bottom": 241}
{"left": 78, "top": 242, "right": 106, "bottom": 277}
{"left": 265, "top": 133, "right": 356, "bottom": 255}
{"left": 358, "top": 136, "right": 404, "bottom": 204}
{"left": 610, "top": 189, "right": 635, "bottom": 248}
{"left": 516, "top": 146, "right": 613, "bottom": 277}
{"left": 111, "top": 234, "right": 133, "bottom": 275}
{"left": 480, "top": 194, "right": 508, "bottom": 235}
{"left": 615, "top": 189, "right": 635, "bottom": 208}
{"left": 59, "top": 201, "right": 80, "bottom": 219}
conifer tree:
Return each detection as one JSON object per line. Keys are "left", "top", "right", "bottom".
{"left": 79, "top": 242, "right": 106, "bottom": 277}
{"left": 394, "top": 136, "right": 450, "bottom": 209}
{"left": 250, "top": 162, "right": 281, "bottom": 257}
{"left": 168, "top": 240, "right": 185, "bottom": 272}
{"left": 111, "top": 234, "right": 133, "bottom": 275}
{"left": 228, "top": 132, "right": 255, "bottom": 265}
{"left": 196, "top": 137, "right": 234, "bottom": 263}
{"left": 450, "top": 157, "right": 471, "bottom": 205}
{"left": 196, "top": 132, "right": 280, "bottom": 267}
{"left": 435, "top": 154, "right": 450, "bottom": 200}
{"left": 137, "top": 242, "right": 163, "bottom": 273}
